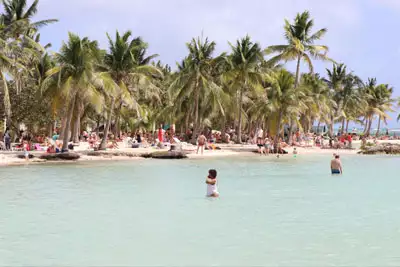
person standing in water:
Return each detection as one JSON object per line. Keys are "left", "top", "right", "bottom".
{"left": 197, "top": 133, "right": 207, "bottom": 155}
{"left": 330, "top": 154, "right": 343, "bottom": 174}
{"left": 206, "top": 169, "right": 219, "bottom": 197}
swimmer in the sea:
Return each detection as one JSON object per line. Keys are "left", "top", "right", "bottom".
{"left": 206, "top": 169, "right": 219, "bottom": 197}
{"left": 330, "top": 155, "right": 343, "bottom": 174}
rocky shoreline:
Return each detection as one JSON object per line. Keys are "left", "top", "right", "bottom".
{"left": 358, "top": 143, "right": 400, "bottom": 155}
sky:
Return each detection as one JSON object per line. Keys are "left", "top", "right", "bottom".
{"left": 34, "top": 0, "right": 400, "bottom": 128}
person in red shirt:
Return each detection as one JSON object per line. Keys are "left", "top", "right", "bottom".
{"left": 158, "top": 125, "right": 164, "bottom": 143}
{"left": 347, "top": 134, "right": 352, "bottom": 148}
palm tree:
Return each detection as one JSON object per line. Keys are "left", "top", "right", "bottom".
{"left": 397, "top": 98, "right": 400, "bottom": 122}
{"left": 325, "top": 70, "right": 364, "bottom": 134}
{"left": 0, "top": 36, "right": 17, "bottom": 129}
{"left": 324, "top": 63, "right": 347, "bottom": 136}
{"left": 0, "top": 22, "right": 39, "bottom": 130}
{"left": 1, "top": 0, "right": 58, "bottom": 36}
{"left": 266, "top": 69, "right": 305, "bottom": 149}
{"left": 0, "top": 0, "right": 55, "bottom": 131}
{"left": 362, "top": 80, "right": 394, "bottom": 136}
{"left": 340, "top": 74, "right": 364, "bottom": 133}
{"left": 99, "top": 30, "right": 160, "bottom": 148}
{"left": 224, "top": 35, "right": 263, "bottom": 143}
{"left": 266, "top": 10, "right": 331, "bottom": 88}
{"left": 299, "top": 73, "right": 331, "bottom": 133}
{"left": 170, "top": 36, "right": 219, "bottom": 143}
{"left": 373, "top": 84, "right": 394, "bottom": 136}
{"left": 43, "top": 33, "right": 113, "bottom": 152}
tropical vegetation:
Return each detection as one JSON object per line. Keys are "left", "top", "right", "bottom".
{"left": 0, "top": 1, "right": 397, "bottom": 150}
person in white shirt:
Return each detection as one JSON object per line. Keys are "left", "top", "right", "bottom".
{"left": 205, "top": 169, "right": 219, "bottom": 197}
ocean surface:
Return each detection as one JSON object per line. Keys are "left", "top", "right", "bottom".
{"left": 1, "top": 155, "right": 400, "bottom": 267}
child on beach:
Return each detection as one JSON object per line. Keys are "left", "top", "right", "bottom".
{"left": 206, "top": 169, "right": 219, "bottom": 197}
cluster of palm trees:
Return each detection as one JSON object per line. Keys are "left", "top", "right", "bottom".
{"left": 0, "top": 1, "right": 398, "bottom": 151}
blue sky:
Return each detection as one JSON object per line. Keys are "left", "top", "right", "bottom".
{"left": 35, "top": 0, "right": 399, "bottom": 128}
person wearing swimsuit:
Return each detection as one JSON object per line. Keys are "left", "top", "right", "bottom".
{"left": 264, "top": 138, "right": 271, "bottom": 155}
{"left": 197, "top": 133, "right": 207, "bottom": 155}
{"left": 331, "top": 155, "right": 343, "bottom": 174}
{"left": 257, "top": 137, "right": 264, "bottom": 155}
{"left": 256, "top": 129, "right": 264, "bottom": 155}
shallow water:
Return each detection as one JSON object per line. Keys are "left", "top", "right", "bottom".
{"left": 1, "top": 155, "right": 400, "bottom": 266}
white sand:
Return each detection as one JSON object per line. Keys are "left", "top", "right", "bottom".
{"left": 1, "top": 139, "right": 399, "bottom": 167}
{"left": 187, "top": 150, "right": 240, "bottom": 158}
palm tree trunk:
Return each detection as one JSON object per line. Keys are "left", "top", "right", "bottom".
{"left": 115, "top": 114, "right": 121, "bottom": 138}
{"left": 192, "top": 90, "right": 200, "bottom": 143}
{"left": 275, "top": 110, "right": 284, "bottom": 153}
{"left": 247, "top": 120, "right": 251, "bottom": 137}
{"left": 294, "top": 54, "right": 302, "bottom": 88}
{"left": 366, "top": 115, "right": 373, "bottom": 136}
{"left": 376, "top": 116, "right": 381, "bottom": 137}
{"left": 329, "top": 114, "right": 334, "bottom": 137}
{"left": 363, "top": 117, "right": 368, "bottom": 134}
{"left": 114, "top": 102, "right": 122, "bottom": 137}
{"left": 96, "top": 115, "right": 101, "bottom": 138}
{"left": 299, "top": 114, "right": 305, "bottom": 133}
{"left": 184, "top": 112, "right": 190, "bottom": 136}
{"left": 99, "top": 97, "right": 115, "bottom": 150}
{"left": 369, "top": 117, "right": 373, "bottom": 136}
{"left": 265, "top": 117, "right": 270, "bottom": 137}
{"left": 72, "top": 98, "right": 84, "bottom": 143}
{"left": 345, "top": 120, "right": 350, "bottom": 133}
{"left": 61, "top": 94, "right": 77, "bottom": 152}
{"left": 288, "top": 118, "right": 293, "bottom": 145}
{"left": 221, "top": 118, "right": 227, "bottom": 143}
{"left": 191, "top": 77, "right": 200, "bottom": 144}
{"left": 1, "top": 73, "right": 12, "bottom": 129}
{"left": 237, "top": 88, "right": 244, "bottom": 143}
{"left": 70, "top": 98, "right": 78, "bottom": 142}
{"left": 59, "top": 114, "right": 67, "bottom": 140}
{"left": 341, "top": 118, "right": 345, "bottom": 134}
{"left": 48, "top": 121, "right": 53, "bottom": 138}
{"left": 70, "top": 116, "right": 77, "bottom": 142}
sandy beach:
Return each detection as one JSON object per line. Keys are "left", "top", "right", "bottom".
{"left": 2, "top": 139, "right": 399, "bottom": 167}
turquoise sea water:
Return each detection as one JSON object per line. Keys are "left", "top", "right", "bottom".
{"left": 1, "top": 155, "right": 400, "bottom": 266}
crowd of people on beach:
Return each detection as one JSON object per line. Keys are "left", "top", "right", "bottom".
{"left": 1, "top": 123, "right": 399, "bottom": 156}
{"left": 250, "top": 127, "right": 400, "bottom": 156}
